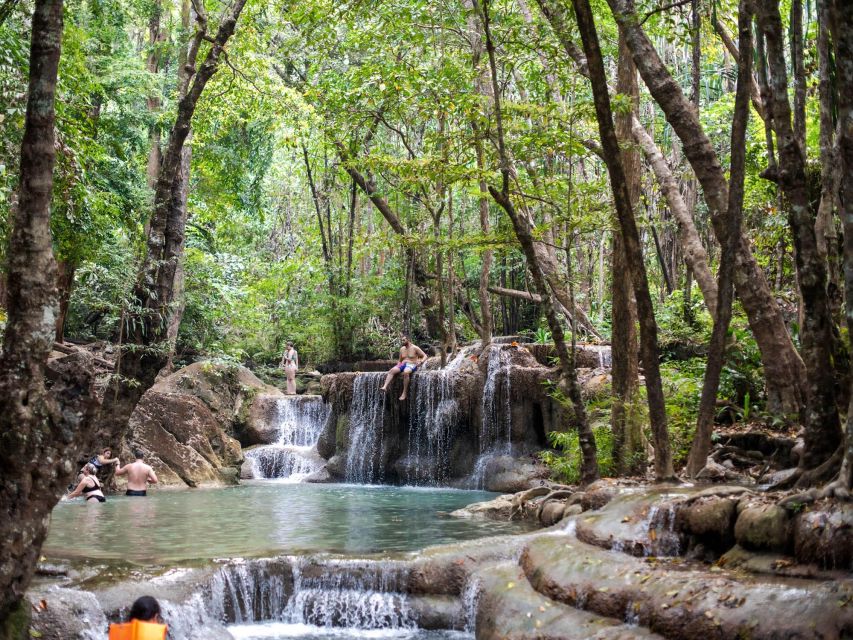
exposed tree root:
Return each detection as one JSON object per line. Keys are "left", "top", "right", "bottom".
{"left": 775, "top": 445, "right": 851, "bottom": 507}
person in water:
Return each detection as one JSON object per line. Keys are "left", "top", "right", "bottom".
{"left": 280, "top": 341, "right": 299, "bottom": 395}
{"left": 115, "top": 450, "right": 158, "bottom": 496}
{"left": 90, "top": 447, "right": 120, "bottom": 471}
{"left": 67, "top": 463, "right": 106, "bottom": 503}
{"left": 108, "top": 595, "right": 167, "bottom": 640}
{"left": 380, "top": 334, "right": 427, "bottom": 401}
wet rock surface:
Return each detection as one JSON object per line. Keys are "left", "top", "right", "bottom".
{"left": 121, "top": 362, "right": 286, "bottom": 488}
{"left": 522, "top": 533, "right": 853, "bottom": 640}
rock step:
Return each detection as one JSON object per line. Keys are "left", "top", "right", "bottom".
{"left": 521, "top": 534, "right": 853, "bottom": 640}
{"left": 474, "top": 561, "right": 664, "bottom": 639}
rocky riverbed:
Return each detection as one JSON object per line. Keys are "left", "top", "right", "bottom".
{"left": 27, "top": 484, "right": 853, "bottom": 639}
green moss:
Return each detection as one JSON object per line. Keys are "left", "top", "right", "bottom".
{"left": 0, "top": 600, "right": 31, "bottom": 640}
{"left": 335, "top": 415, "right": 350, "bottom": 451}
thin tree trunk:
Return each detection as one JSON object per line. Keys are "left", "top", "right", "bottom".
{"left": 605, "top": 0, "right": 806, "bottom": 420}
{"left": 688, "top": 0, "right": 751, "bottom": 477}
{"left": 476, "top": 0, "right": 598, "bottom": 485}
{"left": 96, "top": 0, "right": 248, "bottom": 445}
{"left": 815, "top": 0, "right": 841, "bottom": 317}
{"left": 790, "top": 0, "right": 807, "bottom": 150}
{"left": 631, "top": 118, "right": 717, "bottom": 315}
{"left": 0, "top": 0, "right": 99, "bottom": 628}
{"left": 825, "top": 0, "right": 852, "bottom": 493}
{"left": 611, "top": 32, "right": 643, "bottom": 475}
{"left": 711, "top": 12, "right": 767, "bottom": 121}
{"left": 571, "top": 0, "right": 673, "bottom": 480}
{"left": 54, "top": 259, "right": 76, "bottom": 342}
{"left": 757, "top": 0, "right": 842, "bottom": 471}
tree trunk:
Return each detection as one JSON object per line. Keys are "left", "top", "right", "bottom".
{"left": 337, "top": 146, "right": 442, "bottom": 338}
{"left": 54, "top": 259, "right": 76, "bottom": 343}
{"left": 611, "top": 32, "right": 643, "bottom": 476}
{"left": 476, "top": 0, "right": 598, "bottom": 485}
{"left": 826, "top": 0, "right": 853, "bottom": 491}
{"left": 790, "top": 0, "right": 807, "bottom": 150}
{"left": 0, "top": 0, "right": 99, "bottom": 628}
{"left": 606, "top": 0, "right": 806, "bottom": 420}
{"left": 571, "top": 0, "right": 673, "bottom": 480}
{"left": 815, "top": 0, "right": 841, "bottom": 318}
{"left": 96, "top": 0, "right": 248, "bottom": 445}
{"left": 631, "top": 118, "right": 717, "bottom": 315}
{"left": 757, "top": 0, "right": 842, "bottom": 470}
{"left": 687, "top": 0, "right": 751, "bottom": 477}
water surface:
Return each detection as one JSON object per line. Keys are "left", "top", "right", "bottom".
{"left": 228, "top": 624, "right": 471, "bottom": 639}
{"left": 45, "top": 482, "right": 528, "bottom": 564}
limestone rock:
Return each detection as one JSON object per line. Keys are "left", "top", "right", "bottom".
{"left": 734, "top": 504, "right": 791, "bottom": 552}
{"left": 793, "top": 502, "right": 853, "bottom": 570}
{"left": 450, "top": 495, "right": 515, "bottom": 520}
{"left": 122, "top": 361, "right": 281, "bottom": 488}
{"left": 539, "top": 500, "right": 568, "bottom": 526}
{"left": 483, "top": 456, "right": 549, "bottom": 493}
{"left": 28, "top": 587, "right": 108, "bottom": 640}
{"left": 677, "top": 496, "right": 738, "bottom": 542}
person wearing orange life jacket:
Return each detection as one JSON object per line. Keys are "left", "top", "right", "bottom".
{"left": 108, "top": 595, "right": 167, "bottom": 640}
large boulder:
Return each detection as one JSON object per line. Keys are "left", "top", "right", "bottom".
{"left": 734, "top": 503, "right": 791, "bottom": 553}
{"left": 793, "top": 502, "right": 853, "bottom": 570}
{"left": 122, "top": 361, "right": 283, "bottom": 488}
{"left": 483, "top": 456, "right": 549, "bottom": 493}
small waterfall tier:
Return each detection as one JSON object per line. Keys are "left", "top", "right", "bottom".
{"left": 245, "top": 395, "right": 330, "bottom": 481}
{"left": 201, "top": 558, "right": 423, "bottom": 634}
{"left": 470, "top": 344, "right": 514, "bottom": 488}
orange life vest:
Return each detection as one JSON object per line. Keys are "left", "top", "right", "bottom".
{"left": 108, "top": 620, "right": 167, "bottom": 640}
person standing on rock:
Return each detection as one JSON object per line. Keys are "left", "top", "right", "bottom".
{"left": 115, "top": 450, "right": 158, "bottom": 496}
{"left": 280, "top": 341, "right": 299, "bottom": 395}
{"left": 380, "top": 334, "right": 427, "bottom": 401}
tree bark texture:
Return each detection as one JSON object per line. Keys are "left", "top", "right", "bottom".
{"left": 97, "top": 0, "right": 248, "bottom": 446}
{"left": 630, "top": 117, "right": 717, "bottom": 315}
{"left": 827, "top": 0, "right": 853, "bottom": 489}
{"left": 337, "top": 146, "right": 442, "bottom": 338}
{"left": 815, "top": 0, "right": 840, "bottom": 317}
{"left": 53, "top": 260, "right": 76, "bottom": 343}
{"left": 687, "top": 0, "right": 751, "bottom": 477}
{"left": 570, "top": 0, "right": 673, "bottom": 480}
{"left": 606, "top": 0, "right": 806, "bottom": 419}
{"left": 476, "top": 0, "right": 598, "bottom": 484}
{"left": 756, "top": 0, "right": 842, "bottom": 470}
{"left": 0, "top": 0, "right": 99, "bottom": 627}
{"left": 611, "top": 33, "right": 643, "bottom": 476}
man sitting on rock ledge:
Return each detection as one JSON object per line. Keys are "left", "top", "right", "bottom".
{"left": 380, "top": 334, "right": 427, "bottom": 401}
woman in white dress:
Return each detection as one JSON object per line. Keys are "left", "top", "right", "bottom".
{"left": 280, "top": 341, "right": 299, "bottom": 394}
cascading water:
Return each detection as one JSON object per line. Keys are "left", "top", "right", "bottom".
{"left": 345, "top": 372, "right": 388, "bottom": 484}
{"left": 246, "top": 396, "right": 331, "bottom": 481}
{"left": 480, "top": 345, "right": 513, "bottom": 454}
{"left": 285, "top": 559, "right": 415, "bottom": 630}
{"left": 470, "top": 345, "right": 513, "bottom": 488}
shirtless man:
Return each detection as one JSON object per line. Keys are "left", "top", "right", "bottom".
{"left": 380, "top": 335, "right": 427, "bottom": 401}
{"left": 115, "top": 450, "right": 158, "bottom": 496}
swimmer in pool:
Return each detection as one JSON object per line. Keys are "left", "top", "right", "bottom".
{"left": 115, "top": 450, "right": 158, "bottom": 496}
{"left": 66, "top": 464, "right": 106, "bottom": 503}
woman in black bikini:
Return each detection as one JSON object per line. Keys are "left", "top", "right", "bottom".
{"left": 67, "top": 464, "right": 106, "bottom": 503}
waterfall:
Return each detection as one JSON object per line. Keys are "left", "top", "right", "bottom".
{"left": 480, "top": 345, "right": 512, "bottom": 455}
{"left": 285, "top": 559, "right": 415, "bottom": 630}
{"left": 345, "top": 372, "right": 388, "bottom": 484}
{"left": 207, "top": 559, "right": 291, "bottom": 624}
{"left": 403, "top": 369, "right": 458, "bottom": 486}
{"left": 207, "top": 557, "right": 415, "bottom": 631}
{"left": 468, "top": 345, "right": 513, "bottom": 488}
{"left": 245, "top": 396, "right": 331, "bottom": 481}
